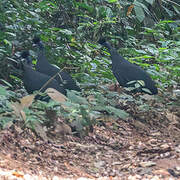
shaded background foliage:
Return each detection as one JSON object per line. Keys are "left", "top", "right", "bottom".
{"left": 0, "top": 0, "right": 179, "bottom": 133}
{"left": 0, "top": 0, "right": 179, "bottom": 87}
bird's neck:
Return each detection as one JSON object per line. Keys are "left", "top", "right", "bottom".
{"left": 38, "top": 42, "right": 44, "bottom": 50}
{"left": 103, "top": 42, "right": 117, "bottom": 55}
{"left": 103, "top": 42, "right": 121, "bottom": 62}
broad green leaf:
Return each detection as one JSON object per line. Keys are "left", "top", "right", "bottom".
{"left": 0, "top": 80, "right": 12, "bottom": 88}
{"left": 145, "top": 0, "right": 154, "bottom": 5}
{"left": 5, "top": 32, "right": 16, "bottom": 37}
{"left": 108, "top": 0, "right": 118, "bottom": 3}
{"left": 106, "top": 106, "right": 129, "bottom": 120}
{"left": 0, "top": 86, "right": 7, "bottom": 96}
{"left": 134, "top": 4, "right": 145, "bottom": 22}
{"left": 67, "top": 91, "right": 88, "bottom": 105}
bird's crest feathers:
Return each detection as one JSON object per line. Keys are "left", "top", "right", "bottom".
{"left": 98, "top": 38, "right": 106, "bottom": 45}
{"left": 33, "top": 36, "right": 41, "bottom": 44}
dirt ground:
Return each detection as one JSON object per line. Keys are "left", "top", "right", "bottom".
{"left": 0, "top": 93, "right": 180, "bottom": 180}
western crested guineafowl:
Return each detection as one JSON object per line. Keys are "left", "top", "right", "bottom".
{"left": 21, "top": 51, "right": 67, "bottom": 97}
{"left": 32, "top": 37, "right": 81, "bottom": 92}
{"left": 98, "top": 39, "right": 158, "bottom": 95}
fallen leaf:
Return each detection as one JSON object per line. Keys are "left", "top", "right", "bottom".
{"left": 12, "top": 171, "right": 24, "bottom": 178}
{"left": 45, "top": 88, "right": 67, "bottom": 102}
{"left": 34, "top": 122, "right": 49, "bottom": 141}
{"left": 20, "top": 109, "right": 26, "bottom": 121}
{"left": 139, "top": 161, "right": 156, "bottom": 167}
{"left": 11, "top": 101, "right": 26, "bottom": 121}
{"left": 20, "top": 95, "right": 34, "bottom": 109}
{"left": 54, "top": 121, "right": 72, "bottom": 136}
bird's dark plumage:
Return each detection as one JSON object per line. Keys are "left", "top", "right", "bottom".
{"left": 32, "top": 37, "right": 81, "bottom": 92}
{"left": 21, "top": 51, "right": 30, "bottom": 58}
{"left": 21, "top": 51, "right": 67, "bottom": 97}
{"left": 99, "top": 39, "right": 158, "bottom": 95}
{"left": 98, "top": 38, "right": 106, "bottom": 45}
{"left": 21, "top": 51, "right": 32, "bottom": 67}
{"left": 33, "top": 36, "right": 41, "bottom": 44}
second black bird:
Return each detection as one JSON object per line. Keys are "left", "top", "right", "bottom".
{"left": 33, "top": 37, "right": 81, "bottom": 92}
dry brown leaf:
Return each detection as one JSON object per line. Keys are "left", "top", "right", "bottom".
{"left": 34, "top": 122, "right": 49, "bottom": 141}
{"left": 153, "top": 169, "right": 170, "bottom": 176}
{"left": 45, "top": 88, "right": 67, "bottom": 102}
{"left": 20, "top": 95, "right": 35, "bottom": 109}
{"left": 127, "top": 4, "right": 134, "bottom": 16}
{"left": 20, "top": 110, "right": 26, "bottom": 121}
{"left": 166, "top": 112, "right": 179, "bottom": 124}
{"left": 54, "top": 121, "right": 72, "bottom": 136}
{"left": 11, "top": 101, "right": 27, "bottom": 121}
{"left": 87, "top": 95, "right": 95, "bottom": 103}
{"left": 12, "top": 171, "right": 24, "bottom": 178}
{"left": 156, "top": 159, "right": 180, "bottom": 169}
{"left": 11, "top": 102, "right": 22, "bottom": 116}
{"left": 133, "top": 120, "right": 149, "bottom": 131}
{"left": 139, "top": 161, "right": 156, "bottom": 167}
{"left": 64, "top": 162, "right": 94, "bottom": 179}
{"left": 11, "top": 95, "right": 34, "bottom": 118}
{"left": 108, "top": 83, "right": 122, "bottom": 93}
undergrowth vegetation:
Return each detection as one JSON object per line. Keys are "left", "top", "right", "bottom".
{"left": 0, "top": 0, "right": 179, "bottom": 137}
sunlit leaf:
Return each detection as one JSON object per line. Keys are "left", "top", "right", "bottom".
{"left": 108, "top": 0, "right": 118, "bottom": 3}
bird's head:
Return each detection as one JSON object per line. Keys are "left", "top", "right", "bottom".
{"left": 21, "top": 50, "right": 29, "bottom": 59}
{"left": 98, "top": 38, "right": 106, "bottom": 45}
{"left": 21, "top": 51, "right": 32, "bottom": 66}
{"left": 33, "top": 36, "right": 44, "bottom": 50}
{"left": 33, "top": 36, "right": 41, "bottom": 44}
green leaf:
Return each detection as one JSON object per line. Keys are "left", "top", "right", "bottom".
{"left": 3, "top": 39, "right": 12, "bottom": 46}
{"left": 106, "top": 106, "right": 129, "bottom": 120}
{"left": 162, "top": 6, "right": 174, "bottom": 17}
{"left": 108, "top": 0, "right": 118, "bottom": 3}
{"left": 76, "top": 2, "right": 94, "bottom": 13}
{"left": 145, "top": 0, "right": 154, "bottom": 5}
{"left": 67, "top": 91, "right": 88, "bottom": 105}
{"left": 0, "top": 80, "right": 12, "bottom": 88}
{"left": 0, "top": 86, "right": 7, "bottom": 96}
{"left": 0, "top": 117, "right": 13, "bottom": 129}
{"left": 134, "top": 3, "right": 145, "bottom": 22}
{"left": 173, "top": 5, "right": 180, "bottom": 14}
{"left": 5, "top": 32, "right": 16, "bottom": 37}
{"left": 59, "top": 29, "right": 73, "bottom": 35}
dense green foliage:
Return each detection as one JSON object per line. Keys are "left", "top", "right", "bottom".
{"left": 0, "top": 0, "right": 179, "bottom": 135}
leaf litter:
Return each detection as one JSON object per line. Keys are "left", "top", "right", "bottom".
{"left": 0, "top": 89, "right": 180, "bottom": 179}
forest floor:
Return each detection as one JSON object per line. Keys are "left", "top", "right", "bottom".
{"left": 0, "top": 91, "right": 180, "bottom": 180}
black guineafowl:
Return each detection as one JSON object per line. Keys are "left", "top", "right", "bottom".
{"left": 21, "top": 51, "right": 67, "bottom": 97}
{"left": 98, "top": 39, "right": 158, "bottom": 95}
{"left": 33, "top": 37, "right": 81, "bottom": 92}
